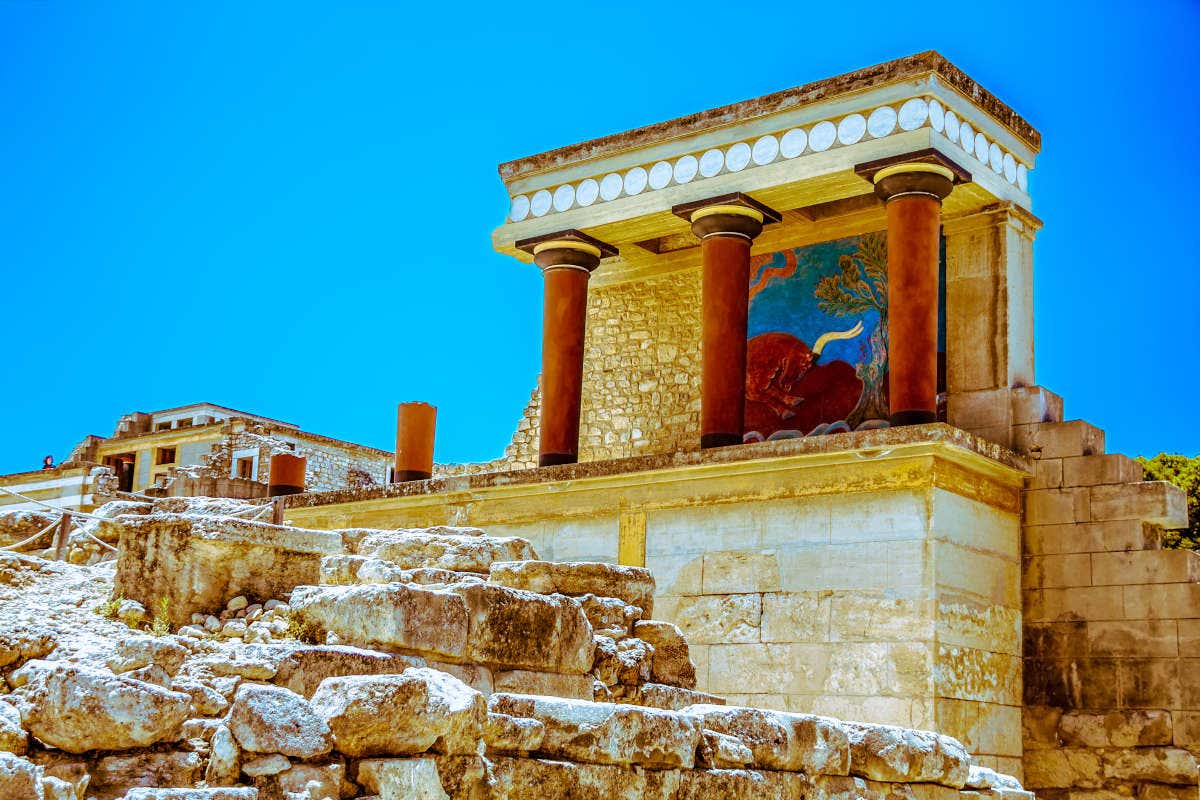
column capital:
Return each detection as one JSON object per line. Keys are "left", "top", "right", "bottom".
{"left": 673, "top": 192, "right": 781, "bottom": 241}
{"left": 516, "top": 229, "right": 618, "bottom": 273}
{"left": 855, "top": 149, "right": 967, "bottom": 202}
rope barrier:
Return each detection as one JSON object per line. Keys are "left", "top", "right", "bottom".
{"left": 0, "top": 486, "right": 110, "bottom": 521}
{"left": 0, "top": 518, "right": 60, "bottom": 551}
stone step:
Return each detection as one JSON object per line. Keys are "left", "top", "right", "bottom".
{"left": 1090, "top": 481, "right": 1188, "bottom": 528}
{"left": 489, "top": 560, "right": 656, "bottom": 615}
{"left": 1013, "top": 420, "right": 1105, "bottom": 459}
{"left": 1061, "top": 454, "right": 1143, "bottom": 487}
{"left": 1011, "top": 386, "right": 1065, "bottom": 425}
{"left": 353, "top": 529, "right": 537, "bottom": 573}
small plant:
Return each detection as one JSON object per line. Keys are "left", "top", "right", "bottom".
{"left": 95, "top": 595, "right": 123, "bottom": 620}
{"left": 284, "top": 611, "right": 323, "bottom": 644}
{"left": 151, "top": 596, "right": 171, "bottom": 637}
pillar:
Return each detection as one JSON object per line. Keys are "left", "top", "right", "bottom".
{"left": 872, "top": 163, "right": 955, "bottom": 426}
{"left": 674, "top": 193, "right": 780, "bottom": 448}
{"left": 268, "top": 452, "right": 306, "bottom": 497}
{"left": 517, "top": 230, "right": 617, "bottom": 467}
{"left": 394, "top": 401, "right": 436, "bottom": 482}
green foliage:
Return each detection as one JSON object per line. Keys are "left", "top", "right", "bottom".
{"left": 95, "top": 595, "right": 123, "bottom": 620}
{"left": 815, "top": 232, "right": 888, "bottom": 318}
{"left": 1137, "top": 453, "right": 1200, "bottom": 549}
{"left": 284, "top": 612, "right": 323, "bottom": 644}
{"left": 151, "top": 596, "right": 171, "bottom": 637}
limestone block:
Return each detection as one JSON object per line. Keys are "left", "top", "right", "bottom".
{"left": 88, "top": 751, "right": 202, "bottom": 800}
{"left": 272, "top": 644, "right": 424, "bottom": 697}
{"left": 1124, "top": 583, "right": 1200, "bottom": 620}
{"left": 492, "top": 670, "right": 593, "bottom": 700}
{"left": 289, "top": 583, "right": 468, "bottom": 660}
{"left": 936, "top": 698, "right": 1022, "bottom": 758}
{"left": 1013, "top": 420, "right": 1104, "bottom": 459}
{"left": 241, "top": 754, "right": 289, "bottom": 777}
{"left": 204, "top": 724, "right": 239, "bottom": 786}
{"left": 107, "top": 636, "right": 189, "bottom": 676}
{"left": 1086, "top": 620, "right": 1179, "bottom": 658}
{"left": 40, "top": 776, "right": 73, "bottom": 800}
{"left": 1181, "top": 620, "right": 1200, "bottom": 657}
{"left": 1058, "top": 710, "right": 1173, "bottom": 748}
{"left": 1089, "top": 481, "right": 1188, "bottom": 528}
{"left": 591, "top": 636, "right": 653, "bottom": 687}
{"left": 842, "top": 721, "right": 969, "bottom": 787}
{"left": 0, "top": 700, "right": 27, "bottom": 755}
{"left": 1022, "top": 747, "right": 1104, "bottom": 789}
{"left": 1062, "top": 454, "right": 1143, "bottom": 487}
{"left": 608, "top": 683, "right": 725, "bottom": 711}
{"left": 0, "top": 752, "right": 41, "bottom": 800}
{"left": 701, "top": 551, "right": 780, "bottom": 594}
{"left": 1024, "top": 520, "right": 1154, "bottom": 556}
{"left": 272, "top": 762, "right": 345, "bottom": 800}
{"left": 577, "top": 594, "right": 642, "bottom": 638}
{"left": 829, "top": 591, "right": 934, "bottom": 642}
{"left": 111, "top": 513, "right": 342, "bottom": 628}
{"left": 1023, "top": 490, "right": 1087, "bottom": 527}
{"left": 661, "top": 593, "right": 761, "bottom": 644}
{"left": 644, "top": 553, "right": 703, "bottom": 596}
{"left": 357, "top": 758, "right": 449, "bottom": 800}
{"left": 1101, "top": 746, "right": 1198, "bottom": 784}
{"left": 1010, "top": 386, "right": 1064, "bottom": 426}
{"left": 680, "top": 703, "right": 850, "bottom": 775}
{"left": 489, "top": 560, "right": 655, "bottom": 615}
{"left": 121, "top": 791, "right": 258, "bottom": 800}
{"left": 487, "top": 755, "right": 646, "bottom": 800}
{"left": 483, "top": 712, "right": 544, "bottom": 753}
{"left": 760, "top": 592, "right": 824, "bottom": 643}
{"left": 937, "top": 597, "right": 1021, "bottom": 655}
{"left": 934, "top": 645, "right": 1021, "bottom": 705}
{"left": 356, "top": 529, "right": 536, "bottom": 573}
{"left": 228, "top": 683, "right": 332, "bottom": 759}
{"left": 1093, "top": 549, "right": 1200, "bottom": 587}
{"left": 455, "top": 583, "right": 594, "bottom": 674}
{"left": 489, "top": 693, "right": 701, "bottom": 768}
{"left": 428, "top": 661, "right": 494, "bottom": 695}
{"left": 633, "top": 620, "right": 697, "bottom": 689}
{"left": 1024, "top": 586, "right": 1124, "bottom": 624}
{"left": 707, "top": 643, "right": 830, "bottom": 695}
{"left": 13, "top": 661, "right": 190, "bottom": 753}
{"left": 310, "top": 668, "right": 484, "bottom": 758}
{"left": 823, "top": 642, "right": 932, "bottom": 698}
{"left": 696, "top": 729, "right": 754, "bottom": 768}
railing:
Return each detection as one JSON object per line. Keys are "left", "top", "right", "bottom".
{"left": 0, "top": 485, "right": 119, "bottom": 561}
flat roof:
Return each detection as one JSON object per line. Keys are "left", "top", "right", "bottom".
{"left": 498, "top": 51, "right": 1040, "bottom": 183}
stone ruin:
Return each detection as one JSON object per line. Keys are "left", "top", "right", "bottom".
{"left": 0, "top": 498, "right": 1034, "bottom": 799}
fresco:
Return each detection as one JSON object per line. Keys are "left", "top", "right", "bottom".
{"left": 745, "top": 231, "right": 944, "bottom": 440}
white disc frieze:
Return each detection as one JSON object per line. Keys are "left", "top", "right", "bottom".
{"left": 928, "top": 99, "right": 945, "bottom": 133}
{"left": 599, "top": 173, "right": 622, "bottom": 202}
{"left": 989, "top": 142, "right": 1004, "bottom": 173}
{"left": 674, "top": 154, "right": 698, "bottom": 184}
{"left": 898, "top": 98, "right": 929, "bottom": 131}
{"left": 780, "top": 128, "right": 807, "bottom": 158}
{"left": 974, "top": 132, "right": 989, "bottom": 162}
{"left": 576, "top": 178, "right": 599, "bottom": 207}
{"left": 943, "top": 110, "right": 959, "bottom": 144}
{"left": 809, "top": 121, "right": 836, "bottom": 152}
{"left": 509, "top": 195, "right": 530, "bottom": 222}
{"left": 958, "top": 121, "right": 974, "bottom": 153}
{"left": 1017, "top": 163, "right": 1028, "bottom": 191}
{"left": 752, "top": 135, "right": 779, "bottom": 165}
{"left": 624, "top": 166, "right": 648, "bottom": 195}
{"left": 837, "top": 114, "right": 867, "bottom": 145}
{"left": 725, "top": 142, "right": 752, "bottom": 172}
{"left": 530, "top": 189, "right": 552, "bottom": 217}
{"left": 1003, "top": 153, "right": 1017, "bottom": 184}
{"left": 552, "top": 183, "right": 575, "bottom": 212}
{"left": 867, "top": 106, "right": 897, "bottom": 138}
{"left": 699, "top": 148, "right": 724, "bottom": 177}
{"left": 649, "top": 161, "right": 672, "bottom": 190}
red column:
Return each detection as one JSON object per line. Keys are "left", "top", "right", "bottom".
{"left": 394, "top": 401, "right": 436, "bottom": 482}
{"left": 268, "top": 452, "right": 306, "bottom": 497}
{"left": 677, "top": 198, "right": 777, "bottom": 448}
{"left": 873, "top": 164, "right": 955, "bottom": 426}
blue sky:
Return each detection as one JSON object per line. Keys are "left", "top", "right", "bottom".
{"left": 1, "top": 1, "right": 1197, "bottom": 473}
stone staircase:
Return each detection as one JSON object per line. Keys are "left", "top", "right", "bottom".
{"left": 1009, "top": 386, "right": 1198, "bottom": 795}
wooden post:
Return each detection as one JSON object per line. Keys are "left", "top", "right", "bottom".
{"left": 272, "top": 496, "right": 285, "bottom": 526}
{"left": 53, "top": 513, "right": 71, "bottom": 561}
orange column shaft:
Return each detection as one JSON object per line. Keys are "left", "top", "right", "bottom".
{"left": 539, "top": 266, "right": 590, "bottom": 466}
{"left": 395, "top": 402, "right": 436, "bottom": 481}
{"left": 268, "top": 452, "right": 306, "bottom": 497}
{"left": 886, "top": 194, "right": 942, "bottom": 425}
{"left": 701, "top": 234, "right": 752, "bottom": 448}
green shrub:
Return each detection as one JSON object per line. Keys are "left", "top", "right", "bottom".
{"left": 1138, "top": 453, "right": 1200, "bottom": 549}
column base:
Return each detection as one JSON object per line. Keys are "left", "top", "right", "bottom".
{"left": 392, "top": 469, "right": 432, "bottom": 483}
{"left": 701, "top": 433, "right": 743, "bottom": 449}
{"left": 889, "top": 410, "right": 937, "bottom": 427}
{"left": 539, "top": 453, "right": 578, "bottom": 468}
{"left": 267, "top": 484, "right": 304, "bottom": 497}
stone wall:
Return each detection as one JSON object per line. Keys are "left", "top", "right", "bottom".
{"left": 1013, "top": 390, "right": 1197, "bottom": 797}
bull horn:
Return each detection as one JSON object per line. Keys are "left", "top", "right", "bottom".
{"left": 812, "top": 321, "right": 864, "bottom": 355}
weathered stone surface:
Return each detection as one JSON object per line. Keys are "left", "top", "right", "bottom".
{"left": 1057, "top": 709, "right": 1173, "bottom": 748}
{"left": 681, "top": 704, "right": 850, "bottom": 775}
{"left": 14, "top": 661, "right": 190, "bottom": 753}
{"left": 646, "top": 766, "right": 807, "bottom": 800}
{"left": 965, "top": 764, "right": 1024, "bottom": 790}
{"left": 0, "top": 752, "right": 41, "bottom": 800}
{"left": 310, "top": 668, "right": 484, "bottom": 758}
{"left": 697, "top": 729, "right": 754, "bottom": 768}
{"left": 111, "top": 513, "right": 342, "bottom": 628}
{"left": 242, "top": 754, "right": 290, "bottom": 777}
{"left": 89, "top": 751, "right": 202, "bottom": 800}
{"left": 228, "top": 684, "right": 332, "bottom": 759}
{"left": 670, "top": 593, "right": 763, "bottom": 645}
{"left": 1022, "top": 748, "right": 1104, "bottom": 789}
{"left": 121, "top": 791, "right": 258, "bottom": 800}
{"left": 357, "top": 757, "right": 449, "bottom": 800}
{"left": 172, "top": 679, "right": 230, "bottom": 717}
{"left": 272, "top": 762, "right": 345, "bottom": 800}
{"left": 842, "top": 721, "right": 969, "bottom": 787}
{"left": 609, "top": 683, "right": 725, "bottom": 711}
{"left": 490, "top": 561, "right": 656, "bottom": 616}
{"left": 484, "top": 712, "right": 545, "bottom": 753}
{"left": 357, "top": 529, "right": 536, "bottom": 573}
{"left": 456, "top": 583, "right": 594, "bottom": 674}
{"left": 489, "top": 693, "right": 701, "bottom": 768}
{"left": 1101, "top": 746, "right": 1198, "bottom": 784}
{"left": 633, "top": 620, "right": 697, "bottom": 689}
{"left": 205, "top": 725, "right": 239, "bottom": 786}
{"left": 108, "top": 636, "right": 189, "bottom": 676}
{"left": 41, "top": 775, "right": 74, "bottom": 800}
{"left": 0, "top": 701, "right": 27, "bottom": 756}
{"left": 0, "top": 625, "right": 54, "bottom": 669}
{"left": 290, "top": 583, "right": 469, "bottom": 660}
{"left": 492, "top": 670, "right": 592, "bottom": 700}
{"left": 592, "top": 636, "right": 653, "bottom": 686}
{"left": 488, "top": 755, "right": 646, "bottom": 800}
{"left": 578, "top": 594, "right": 642, "bottom": 639}
{"left": 272, "top": 644, "right": 424, "bottom": 697}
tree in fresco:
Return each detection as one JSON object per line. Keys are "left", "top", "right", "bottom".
{"left": 813, "top": 232, "right": 889, "bottom": 427}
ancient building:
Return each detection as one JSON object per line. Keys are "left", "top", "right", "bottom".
{"left": 269, "top": 52, "right": 1196, "bottom": 796}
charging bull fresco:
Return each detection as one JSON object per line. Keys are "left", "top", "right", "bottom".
{"left": 745, "top": 231, "right": 943, "bottom": 440}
